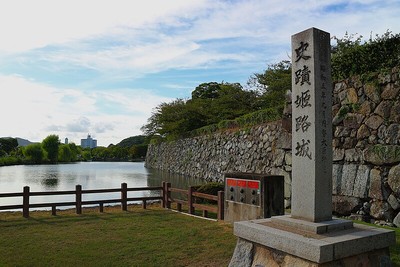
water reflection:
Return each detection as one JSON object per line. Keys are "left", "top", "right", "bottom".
{"left": 146, "top": 168, "right": 205, "bottom": 189}
{"left": 42, "top": 178, "right": 59, "bottom": 188}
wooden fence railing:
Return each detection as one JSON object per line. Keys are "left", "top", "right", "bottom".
{"left": 0, "top": 183, "right": 163, "bottom": 218}
{"left": 0, "top": 182, "right": 224, "bottom": 220}
{"left": 162, "top": 182, "right": 224, "bottom": 220}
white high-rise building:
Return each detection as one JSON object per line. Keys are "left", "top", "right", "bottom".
{"left": 81, "top": 134, "right": 97, "bottom": 148}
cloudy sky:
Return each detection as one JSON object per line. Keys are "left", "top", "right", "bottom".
{"left": 0, "top": 0, "right": 399, "bottom": 146}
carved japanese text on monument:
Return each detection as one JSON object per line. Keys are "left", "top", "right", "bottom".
{"left": 320, "top": 64, "right": 328, "bottom": 163}
{"left": 293, "top": 40, "right": 312, "bottom": 160}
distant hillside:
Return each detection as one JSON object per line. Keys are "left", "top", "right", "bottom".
{"left": 116, "top": 135, "right": 148, "bottom": 148}
{"left": 16, "top": 137, "right": 34, "bottom": 147}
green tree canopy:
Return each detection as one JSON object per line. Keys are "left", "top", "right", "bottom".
{"left": 247, "top": 60, "right": 291, "bottom": 111}
{"left": 0, "top": 138, "right": 18, "bottom": 155}
{"left": 42, "top": 135, "right": 60, "bottom": 163}
{"left": 58, "top": 144, "right": 73, "bottom": 162}
{"left": 141, "top": 82, "right": 260, "bottom": 139}
{"left": 23, "top": 143, "right": 45, "bottom": 164}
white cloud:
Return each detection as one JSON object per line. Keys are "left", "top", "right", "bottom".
{"left": 0, "top": 0, "right": 209, "bottom": 52}
{"left": 0, "top": 75, "right": 172, "bottom": 146}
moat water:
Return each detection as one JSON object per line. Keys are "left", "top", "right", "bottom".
{"left": 0, "top": 162, "right": 203, "bottom": 210}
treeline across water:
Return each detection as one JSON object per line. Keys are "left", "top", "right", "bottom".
{"left": 0, "top": 135, "right": 149, "bottom": 166}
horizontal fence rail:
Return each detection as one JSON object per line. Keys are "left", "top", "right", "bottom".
{"left": 0, "top": 183, "right": 163, "bottom": 218}
{"left": 162, "top": 182, "right": 224, "bottom": 220}
{"left": 0, "top": 182, "right": 224, "bottom": 220}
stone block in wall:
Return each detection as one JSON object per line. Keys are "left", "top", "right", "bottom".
{"left": 343, "top": 113, "right": 364, "bottom": 129}
{"left": 338, "top": 89, "right": 348, "bottom": 104}
{"left": 381, "top": 83, "right": 400, "bottom": 100}
{"left": 275, "top": 130, "right": 291, "bottom": 150}
{"left": 390, "top": 101, "right": 400, "bottom": 123}
{"left": 374, "top": 100, "right": 393, "bottom": 118}
{"left": 340, "top": 164, "right": 358, "bottom": 196}
{"left": 393, "top": 212, "right": 400, "bottom": 228}
{"left": 370, "top": 200, "right": 393, "bottom": 221}
{"left": 356, "top": 124, "right": 370, "bottom": 140}
{"left": 369, "top": 169, "right": 385, "bottom": 200}
{"left": 332, "top": 164, "right": 343, "bottom": 195}
{"left": 333, "top": 148, "right": 344, "bottom": 161}
{"left": 388, "top": 164, "right": 400, "bottom": 196}
{"left": 387, "top": 194, "right": 400, "bottom": 210}
{"left": 343, "top": 137, "right": 357, "bottom": 149}
{"left": 364, "top": 83, "right": 381, "bottom": 103}
{"left": 284, "top": 152, "right": 292, "bottom": 166}
{"left": 364, "top": 115, "right": 384, "bottom": 130}
{"left": 353, "top": 165, "right": 370, "bottom": 198}
{"left": 385, "top": 124, "right": 400, "bottom": 145}
{"left": 334, "top": 81, "right": 346, "bottom": 93}
{"left": 334, "top": 126, "right": 351, "bottom": 138}
{"left": 346, "top": 88, "right": 358, "bottom": 104}
{"left": 332, "top": 195, "right": 361, "bottom": 215}
{"left": 344, "top": 148, "right": 362, "bottom": 162}
{"left": 363, "top": 145, "right": 400, "bottom": 165}
{"left": 358, "top": 101, "right": 372, "bottom": 116}
{"left": 272, "top": 149, "right": 285, "bottom": 166}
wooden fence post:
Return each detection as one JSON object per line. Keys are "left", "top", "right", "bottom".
{"left": 161, "top": 181, "right": 166, "bottom": 208}
{"left": 166, "top": 182, "right": 171, "bottom": 209}
{"left": 99, "top": 203, "right": 104, "bottom": 213}
{"left": 217, "top": 190, "right": 224, "bottom": 220}
{"left": 52, "top": 204, "right": 57, "bottom": 216}
{"left": 76, "top": 185, "right": 82, "bottom": 214}
{"left": 142, "top": 200, "right": 147, "bottom": 209}
{"left": 121, "top": 183, "right": 128, "bottom": 211}
{"left": 23, "top": 186, "right": 30, "bottom": 218}
{"left": 188, "top": 186, "right": 195, "bottom": 215}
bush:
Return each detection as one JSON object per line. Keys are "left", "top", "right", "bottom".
{"left": 331, "top": 31, "right": 400, "bottom": 80}
{"left": 0, "top": 156, "right": 21, "bottom": 166}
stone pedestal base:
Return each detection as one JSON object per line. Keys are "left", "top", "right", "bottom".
{"left": 230, "top": 216, "right": 395, "bottom": 267}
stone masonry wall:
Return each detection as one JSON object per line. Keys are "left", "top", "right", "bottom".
{"left": 146, "top": 66, "right": 400, "bottom": 224}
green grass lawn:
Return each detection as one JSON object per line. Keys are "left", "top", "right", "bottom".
{"left": 1, "top": 205, "right": 400, "bottom": 267}
{"left": 0, "top": 205, "right": 236, "bottom": 267}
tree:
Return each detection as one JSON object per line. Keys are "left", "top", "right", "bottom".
{"left": 116, "top": 135, "right": 149, "bottom": 148}
{"left": 129, "top": 144, "right": 148, "bottom": 159}
{"left": 0, "top": 138, "right": 18, "bottom": 155}
{"left": 42, "top": 135, "right": 60, "bottom": 163}
{"left": 142, "top": 82, "right": 260, "bottom": 139}
{"left": 191, "top": 82, "right": 221, "bottom": 99}
{"left": 58, "top": 144, "right": 72, "bottom": 162}
{"left": 247, "top": 60, "right": 291, "bottom": 111}
{"left": 23, "top": 143, "right": 45, "bottom": 164}
{"left": 141, "top": 99, "right": 206, "bottom": 139}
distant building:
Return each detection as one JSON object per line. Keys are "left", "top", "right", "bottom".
{"left": 65, "top": 138, "right": 69, "bottom": 144}
{"left": 81, "top": 134, "right": 97, "bottom": 149}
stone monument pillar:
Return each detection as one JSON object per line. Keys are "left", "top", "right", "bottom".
{"left": 291, "top": 28, "right": 332, "bottom": 222}
{"left": 229, "top": 28, "right": 395, "bottom": 267}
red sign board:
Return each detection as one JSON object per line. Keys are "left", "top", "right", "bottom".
{"left": 247, "top": 181, "right": 260, "bottom": 189}
{"left": 227, "top": 178, "right": 260, "bottom": 189}
{"left": 226, "top": 178, "right": 237, "bottom": 187}
{"left": 237, "top": 180, "right": 247, "bottom": 187}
